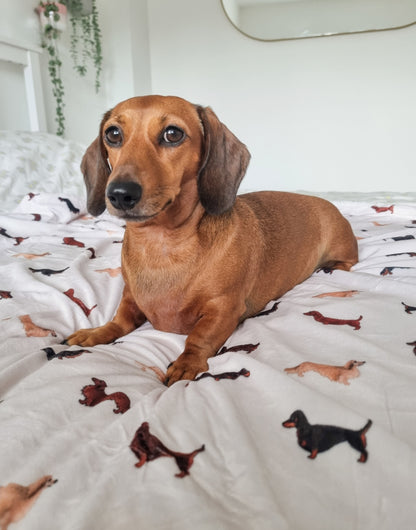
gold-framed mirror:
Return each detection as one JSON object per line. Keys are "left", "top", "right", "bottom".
{"left": 221, "top": 0, "right": 416, "bottom": 42}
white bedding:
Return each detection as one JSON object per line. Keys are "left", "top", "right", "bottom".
{"left": 0, "top": 132, "right": 416, "bottom": 529}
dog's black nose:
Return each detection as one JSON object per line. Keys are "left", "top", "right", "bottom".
{"left": 106, "top": 182, "right": 142, "bottom": 210}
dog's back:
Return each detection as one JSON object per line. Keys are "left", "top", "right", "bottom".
{"left": 236, "top": 191, "right": 358, "bottom": 317}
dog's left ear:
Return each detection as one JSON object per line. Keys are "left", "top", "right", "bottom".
{"left": 81, "top": 109, "right": 112, "bottom": 216}
{"left": 196, "top": 106, "right": 250, "bottom": 215}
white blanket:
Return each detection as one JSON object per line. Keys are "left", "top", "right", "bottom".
{"left": 1, "top": 188, "right": 416, "bottom": 529}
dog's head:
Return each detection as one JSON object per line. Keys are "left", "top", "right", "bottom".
{"left": 81, "top": 95, "right": 250, "bottom": 221}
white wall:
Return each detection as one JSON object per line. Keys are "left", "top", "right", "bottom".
{"left": 147, "top": 0, "right": 416, "bottom": 193}
{"left": 0, "top": 0, "right": 151, "bottom": 144}
{"left": 1, "top": 0, "right": 415, "bottom": 193}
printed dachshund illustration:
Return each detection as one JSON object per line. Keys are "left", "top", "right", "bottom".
{"left": 217, "top": 343, "right": 260, "bottom": 356}
{"left": 406, "top": 341, "right": 416, "bottom": 355}
{"left": 0, "top": 291, "right": 12, "bottom": 300}
{"left": 0, "top": 475, "right": 57, "bottom": 530}
{"left": 282, "top": 410, "right": 372, "bottom": 462}
{"left": 58, "top": 197, "right": 80, "bottom": 213}
{"left": 79, "top": 377, "right": 130, "bottom": 414}
{"left": 130, "top": 422, "right": 205, "bottom": 477}
{"left": 304, "top": 311, "right": 362, "bottom": 330}
{"left": 66, "top": 95, "right": 358, "bottom": 385}
{"left": 19, "top": 315, "right": 57, "bottom": 338}
{"left": 0, "top": 227, "right": 27, "bottom": 246}
{"left": 285, "top": 360, "right": 365, "bottom": 385}
{"left": 62, "top": 236, "right": 85, "bottom": 248}
{"left": 371, "top": 205, "right": 394, "bottom": 214}
{"left": 12, "top": 252, "right": 50, "bottom": 260}
{"left": 194, "top": 368, "right": 250, "bottom": 382}
{"left": 63, "top": 289, "right": 97, "bottom": 317}
{"left": 402, "top": 302, "right": 416, "bottom": 314}
{"left": 313, "top": 290, "right": 359, "bottom": 299}
{"left": 29, "top": 267, "right": 69, "bottom": 277}
{"left": 43, "top": 347, "right": 91, "bottom": 360}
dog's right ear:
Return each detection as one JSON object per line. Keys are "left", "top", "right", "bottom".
{"left": 81, "top": 110, "right": 112, "bottom": 216}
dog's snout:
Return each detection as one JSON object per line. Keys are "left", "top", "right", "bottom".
{"left": 107, "top": 181, "right": 142, "bottom": 211}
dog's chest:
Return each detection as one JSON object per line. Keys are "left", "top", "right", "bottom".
{"left": 122, "top": 231, "right": 202, "bottom": 334}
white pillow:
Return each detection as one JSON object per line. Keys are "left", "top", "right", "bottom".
{"left": 0, "top": 130, "right": 86, "bottom": 211}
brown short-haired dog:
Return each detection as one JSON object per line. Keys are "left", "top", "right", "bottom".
{"left": 66, "top": 95, "right": 358, "bottom": 385}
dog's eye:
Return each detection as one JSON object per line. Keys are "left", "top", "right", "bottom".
{"left": 105, "top": 126, "right": 123, "bottom": 147}
{"left": 161, "top": 126, "right": 185, "bottom": 146}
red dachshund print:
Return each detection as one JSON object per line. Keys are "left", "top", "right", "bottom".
{"left": 304, "top": 311, "right": 362, "bottom": 330}
{"left": 19, "top": 315, "right": 57, "bottom": 338}
{"left": 217, "top": 343, "right": 260, "bottom": 356}
{"left": 79, "top": 377, "right": 130, "bottom": 414}
{"left": 371, "top": 205, "right": 394, "bottom": 214}
{"left": 0, "top": 475, "right": 57, "bottom": 530}
{"left": 254, "top": 302, "right": 280, "bottom": 318}
{"left": 282, "top": 410, "right": 372, "bottom": 462}
{"left": 63, "top": 289, "right": 97, "bottom": 316}
{"left": 62, "top": 236, "right": 85, "bottom": 248}
{"left": 0, "top": 291, "right": 12, "bottom": 300}
{"left": 87, "top": 247, "right": 97, "bottom": 259}
{"left": 130, "top": 422, "right": 205, "bottom": 478}
{"left": 285, "top": 360, "right": 365, "bottom": 385}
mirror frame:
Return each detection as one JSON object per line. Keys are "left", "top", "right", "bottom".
{"left": 220, "top": 0, "right": 416, "bottom": 42}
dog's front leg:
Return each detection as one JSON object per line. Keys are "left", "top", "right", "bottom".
{"left": 66, "top": 285, "right": 146, "bottom": 346}
{"left": 165, "top": 301, "right": 242, "bottom": 386}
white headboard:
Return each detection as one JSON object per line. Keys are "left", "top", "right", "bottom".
{"left": 0, "top": 36, "right": 47, "bottom": 132}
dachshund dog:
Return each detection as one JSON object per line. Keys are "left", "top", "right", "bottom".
{"left": 282, "top": 410, "right": 372, "bottom": 462}
{"left": 66, "top": 95, "right": 358, "bottom": 385}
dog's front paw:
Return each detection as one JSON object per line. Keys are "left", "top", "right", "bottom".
{"left": 66, "top": 322, "right": 123, "bottom": 346}
{"left": 164, "top": 354, "right": 208, "bottom": 387}
{"left": 65, "top": 328, "right": 101, "bottom": 347}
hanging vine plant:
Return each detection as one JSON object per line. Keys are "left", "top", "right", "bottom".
{"left": 37, "top": 1, "right": 66, "bottom": 136}
{"left": 66, "top": 0, "right": 103, "bottom": 93}
{"left": 36, "top": 0, "right": 103, "bottom": 136}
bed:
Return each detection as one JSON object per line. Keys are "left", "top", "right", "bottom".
{"left": 1, "top": 128, "right": 416, "bottom": 530}
{"left": 1, "top": 37, "right": 416, "bottom": 530}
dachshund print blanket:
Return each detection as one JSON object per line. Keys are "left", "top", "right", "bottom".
{"left": 1, "top": 191, "right": 416, "bottom": 529}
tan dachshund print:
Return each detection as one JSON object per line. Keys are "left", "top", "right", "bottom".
{"left": 0, "top": 475, "right": 57, "bottom": 530}
{"left": 95, "top": 267, "right": 122, "bottom": 277}
{"left": 313, "top": 290, "right": 359, "bottom": 299}
{"left": 19, "top": 315, "right": 57, "bottom": 338}
{"left": 285, "top": 360, "right": 366, "bottom": 385}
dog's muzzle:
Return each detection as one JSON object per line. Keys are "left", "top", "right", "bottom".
{"left": 106, "top": 181, "right": 142, "bottom": 211}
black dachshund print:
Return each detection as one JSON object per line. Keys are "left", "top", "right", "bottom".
{"left": 282, "top": 410, "right": 372, "bottom": 462}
